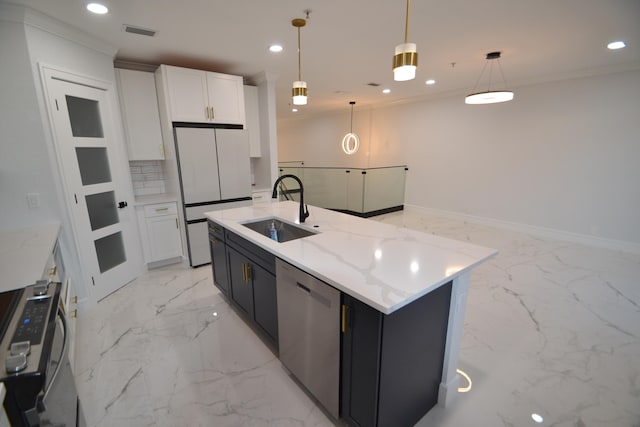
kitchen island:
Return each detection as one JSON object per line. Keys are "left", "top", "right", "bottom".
{"left": 205, "top": 201, "right": 497, "bottom": 426}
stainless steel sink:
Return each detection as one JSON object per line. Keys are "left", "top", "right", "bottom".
{"left": 242, "top": 217, "right": 318, "bottom": 243}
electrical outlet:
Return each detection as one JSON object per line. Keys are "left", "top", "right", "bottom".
{"left": 27, "top": 192, "right": 40, "bottom": 209}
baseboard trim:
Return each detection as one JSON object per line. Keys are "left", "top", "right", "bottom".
{"left": 404, "top": 204, "right": 640, "bottom": 255}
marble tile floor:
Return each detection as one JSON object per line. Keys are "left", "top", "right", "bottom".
{"left": 75, "top": 210, "right": 640, "bottom": 427}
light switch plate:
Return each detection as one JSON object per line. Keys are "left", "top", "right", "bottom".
{"left": 27, "top": 192, "right": 40, "bottom": 209}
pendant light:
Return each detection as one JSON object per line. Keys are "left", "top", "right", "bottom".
{"left": 393, "top": 0, "right": 418, "bottom": 81}
{"left": 342, "top": 101, "right": 360, "bottom": 155}
{"left": 292, "top": 18, "right": 308, "bottom": 105}
{"left": 465, "top": 51, "right": 514, "bottom": 104}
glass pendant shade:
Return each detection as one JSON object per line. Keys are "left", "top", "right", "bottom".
{"left": 393, "top": 42, "right": 418, "bottom": 81}
{"left": 292, "top": 81, "right": 307, "bottom": 105}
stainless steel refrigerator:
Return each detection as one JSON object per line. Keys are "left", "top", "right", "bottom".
{"left": 174, "top": 126, "right": 252, "bottom": 266}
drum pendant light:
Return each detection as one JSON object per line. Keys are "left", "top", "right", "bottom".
{"left": 393, "top": 0, "right": 418, "bottom": 81}
{"left": 292, "top": 18, "right": 308, "bottom": 105}
{"left": 465, "top": 51, "right": 514, "bottom": 104}
{"left": 342, "top": 101, "right": 360, "bottom": 155}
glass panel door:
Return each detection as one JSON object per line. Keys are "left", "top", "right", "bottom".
{"left": 44, "top": 68, "right": 141, "bottom": 301}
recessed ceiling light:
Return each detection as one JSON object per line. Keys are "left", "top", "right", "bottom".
{"left": 292, "top": 108, "right": 298, "bottom": 112}
{"left": 426, "top": 79, "right": 436, "bottom": 85}
{"left": 531, "top": 413, "right": 544, "bottom": 423}
{"left": 607, "top": 40, "right": 626, "bottom": 50}
{"left": 86, "top": 2, "right": 109, "bottom": 14}
{"left": 382, "top": 88, "right": 391, "bottom": 94}
{"left": 269, "top": 44, "right": 283, "bottom": 53}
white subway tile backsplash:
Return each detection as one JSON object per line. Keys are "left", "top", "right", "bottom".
{"left": 130, "top": 160, "right": 167, "bottom": 196}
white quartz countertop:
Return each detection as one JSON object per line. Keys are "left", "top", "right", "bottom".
{"left": 205, "top": 201, "right": 497, "bottom": 314}
{"left": 0, "top": 223, "right": 60, "bottom": 293}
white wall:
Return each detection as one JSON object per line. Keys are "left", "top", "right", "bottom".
{"left": 0, "top": 17, "right": 62, "bottom": 229}
{"left": 279, "top": 105, "right": 405, "bottom": 169}
{"left": 277, "top": 68, "right": 640, "bottom": 246}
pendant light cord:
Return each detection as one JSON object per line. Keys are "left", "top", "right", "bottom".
{"left": 404, "top": 0, "right": 411, "bottom": 43}
{"left": 350, "top": 103, "right": 354, "bottom": 133}
{"left": 470, "top": 60, "right": 489, "bottom": 93}
{"left": 297, "top": 27, "right": 302, "bottom": 81}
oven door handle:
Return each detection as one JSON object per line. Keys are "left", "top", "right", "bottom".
{"left": 43, "top": 307, "right": 69, "bottom": 401}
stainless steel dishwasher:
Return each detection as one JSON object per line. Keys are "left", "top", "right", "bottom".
{"left": 276, "top": 259, "right": 341, "bottom": 419}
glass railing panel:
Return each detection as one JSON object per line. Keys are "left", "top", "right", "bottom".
{"left": 346, "top": 170, "right": 365, "bottom": 213}
{"left": 363, "top": 166, "right": 406, "bottom": 212}
{"left": 277, "top": 164, "right": 406, "bottom": 215}
{"left": 303, "top": 168, "right": 348, "bottom": 210}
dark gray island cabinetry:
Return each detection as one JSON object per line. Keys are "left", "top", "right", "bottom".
{"left": 341, "top": 282, "right": 452, "bottom": 427}
{"left": 208, "top": 221, "right": 230, "bottom": 297}
{"left": 208, "top": 220, "right": 278, "bottom": 348}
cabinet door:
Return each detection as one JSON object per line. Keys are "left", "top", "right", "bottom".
{"left": 164, "top": 65, "right": 209, "bottom": 122}
{"left": 251, "top": 264, "right": 278, "bottom": 344}
{"left": 227, "top": 246, "right": 254, "bottom": 317}
{"left": 215, "top": 129, "right": 251, "bottom": 200}
{"left": 66, "top": 281, "right": 78, "bottom": 375}
{"left": 206, "top": 72, "right": 245, "bottom": 125}
{"left": 175, "top": 128, "right": 221, "bottom": 204}
{"left": 116, "top": 69, "right": 165, "bottom": 160}
{"left": 147, "top": 215, "right": 183, "bottom": 262}
{"left": 341, "top": 295, "right": 383, "bottom": 427}
{"left": 209, "top": 233, "right": 229, "bottom": 297}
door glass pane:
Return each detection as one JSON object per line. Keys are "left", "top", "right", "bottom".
{"left": 86, "top": 191, "right": 119, "bottom": 231}
{"left": 66, "top": 95, "right": 104, "bottom": 138}
{"left": 94, "top": 232, "right": 126, "bottom": 273}
{"left": 76, "top": 147, "right": 112, "bottom": 185}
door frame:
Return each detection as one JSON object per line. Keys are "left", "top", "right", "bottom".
{"left": 38, "top": 64, "right": 143, "bottom": 305}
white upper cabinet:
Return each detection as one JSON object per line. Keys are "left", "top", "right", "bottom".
{"left": 159, "top": 65, "right": 245, "bottom": 125}
{"left": 244, "top": 85, "right": 262, "bottom": 157}
{"left": 115, "top": 68, "right": 165, "bottom": 160}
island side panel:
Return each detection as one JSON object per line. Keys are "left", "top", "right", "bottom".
{"left": 376, "top": 281, "right": 452, "bottom": 427}
{"left": 438, "top": 270, "right": 472, "bottom": 407}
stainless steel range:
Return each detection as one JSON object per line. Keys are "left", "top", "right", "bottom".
{"left": 0, "top": 281, "right": 85, "bottom": 427}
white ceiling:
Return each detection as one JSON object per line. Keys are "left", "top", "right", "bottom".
{"left": 8, "top": 0, "right": 640, "bottom": 118}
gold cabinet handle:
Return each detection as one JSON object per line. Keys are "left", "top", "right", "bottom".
{"left": 205, "top": 106, "right": 210, "bottom": 120}
{"left": 49, "top": 265, "right": 57, "bottom": 276}
{"left": 341, "top": 304, "right": 348, "bottom": 333}
{"left": 155, "top": 207, "right": 169, "bottom": 212}
{"left": 210, "top": 106, "right": 214, "bottom": 120}
{"left": 71, "top": 296, "right": 78, "bottom": 304}
{"left": 72, "top": 309, "right": 77, "bottom": 318}
{"left": 242, "top": 263, "right": 251, "bottom": 283}
{"left": 176, "top": 218, "right": 179, "bottom": 229}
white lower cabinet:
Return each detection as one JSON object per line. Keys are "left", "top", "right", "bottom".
{"left": 63, "top": 279, "right": 78, "bottom": 374}
{"left": 137, "top": 202, "right": 183, "bottom": 265}
{"left": 49, "top": 238, "right": 78, "bottom": 373}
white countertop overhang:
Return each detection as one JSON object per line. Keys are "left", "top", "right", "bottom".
{"left": 206, "top": 201, "right": 497, "bottom": 314}
{"left": 0, "top": 223, "right": 60, "bottom": 293}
